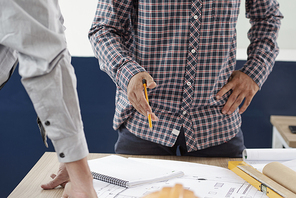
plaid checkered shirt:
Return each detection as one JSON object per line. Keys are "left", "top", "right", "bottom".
{"left": 88, "top": 0, "right": 283, "bottom": 152}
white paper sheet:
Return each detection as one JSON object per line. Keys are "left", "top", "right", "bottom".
{"left": 91, "top": 157, "right": 268, "bottom": 198}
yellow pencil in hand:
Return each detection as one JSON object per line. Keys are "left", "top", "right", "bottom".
{"left": 142, "top": 79, "right": 153, "bottom": 130}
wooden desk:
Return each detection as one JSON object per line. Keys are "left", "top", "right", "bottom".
{"left": 8, "top": 152, "right": 241, "bottom": 198}
{"left": 270, "top": 115, "right": 296, "bottom": 148}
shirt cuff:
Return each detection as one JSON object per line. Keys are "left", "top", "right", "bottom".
{"left": 240, "top": 58, "right": 270, "bottom": 90}
{"left": 51, "top": 130, "right": 89, "bottom": 163}
{"left": 116, "top": 60, "right": 146, "bottom": 93}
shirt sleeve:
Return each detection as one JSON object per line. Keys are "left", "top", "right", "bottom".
{"left": 240, "top": 0, "right": 283, "bottom": 89}
{"left": 0, "top": 0, "right": 89, "bottom": 163}
{"left": 0, "top": 45, "right": 18, "bottom": 89}
{"left": 19, "top": 49, "right": 89, "bottom": 163}
{"left": 88, "top": 0, "right": 145, "bottom": 93}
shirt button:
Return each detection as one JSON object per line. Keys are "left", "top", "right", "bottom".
{"left": 183, "top": 111, "right": 187, "bottom": 115}
{"left": 45, "top": 121, "right": 50, "bottom": 126}
{"left": 59, "top": 153, "right": 65, "bottom": 158}
{"left": 191, "top": 49, "right": 196, "bottom": 53}
{"left": 187, "top": 81, "right": 191, "bottom": 86}
{"left": 194, "top": 15, "right": 198, "bottom": 19}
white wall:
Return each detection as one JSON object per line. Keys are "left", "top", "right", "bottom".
{"left": 59, "top": 0, "right": 296, "bottom": 61}
{"left": 236, "top": 0, "right": 296, "bottom": 61}
{"left": 59, "top": 0, "right": 98, "bottom": 57}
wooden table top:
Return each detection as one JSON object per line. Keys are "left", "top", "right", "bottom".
{"left": 8, "top": 152, "right": 241, "bottom": 198}
{"left": 270, "top": 115, "right": 296, "bottom": 147}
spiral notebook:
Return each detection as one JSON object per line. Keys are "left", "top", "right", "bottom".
{"left": 88, "top": 155, "right": 184, "bottom": 188}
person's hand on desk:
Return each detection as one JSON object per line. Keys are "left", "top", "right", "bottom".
{"left": 41, "top": 157, "right": 97, "bottom": 198}
{"left": 41, "top": 163, "right": 69, "bottom": 189}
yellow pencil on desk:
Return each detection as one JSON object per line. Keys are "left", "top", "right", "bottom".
{"left": 142, "top": 79, "right": 153, "bottom": 130}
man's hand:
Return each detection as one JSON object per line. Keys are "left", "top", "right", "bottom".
{"left": 127, "top": 72, "right": 159, "bottom": 121}
{"left": 41, "top": 163, "right": 69, "bottom": 189}
{"left": 42, "top": 157, "right": 97, "bottom": 198}
{"left": 216, "top": 70, "right": 259, "bottom": 115}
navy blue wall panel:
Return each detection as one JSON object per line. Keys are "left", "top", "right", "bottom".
{"left": 0, "top": 58, "right": 295, "bottom": 197}
{"left": 236, "top": 61, "right": 296, "bottom": 147}
{"left": 0, "top": 57, "right": 117, "bottom": 198}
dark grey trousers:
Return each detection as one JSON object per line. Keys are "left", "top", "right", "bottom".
{"left": 115, "top": 125, "right": 245, "bottom": 157}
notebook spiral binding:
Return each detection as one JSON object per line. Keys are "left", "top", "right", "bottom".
{"left": 91, "top": 171, "right": 128, "bottom": 188}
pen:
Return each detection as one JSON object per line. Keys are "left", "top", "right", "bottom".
{"left": 142, "top": 79, "right": 153, "bottom": 130}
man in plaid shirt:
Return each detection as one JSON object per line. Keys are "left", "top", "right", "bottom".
{"left": 89, "top": 0, "right": 283, "bottom": 157}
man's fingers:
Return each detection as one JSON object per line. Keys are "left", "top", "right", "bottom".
{"left": 135, "top": 102, "right": 150, "bottom": 116}
{"left": 130, "top": 94, "right": 158, "bottom": 121}
{"left": 60, "top": 181, "right": 68, "bottom": 189}
{"left": 221, "top": 89, "right": 239, "bottom": 114}
{"left": 223, "top": 94, "right": 245, "bottom": 115}
{"left": 223, "top": 93, "right": 253, "bottom": 115}
{"left": 128, "top": 84, "right": 152, "bottom": 116}
{"left": 41, "top": 179, "right": 61, "bottom": 190}
{"left": 216, "top": 82, "right": 233, "bottom": 100}
{"left": 146, "top": 78, "right": 157, "bottom": 89}
{"left": 239, "top": 96, "right": 253, "bottom": 114}
{"left": 127, "top": 72, "right": 158, "bottom": 120}
{"left": 128, "top": 91, "right": 150, "bottom": 116}
{"left": 41, "top": 173, "right": 69, "bottom": 190}
{"left": 150, "top": 112, "right": 159, "bottom": 121}
{"left": 61, "top": 182, "right": 70, "bottom": 198}
{"left": 218, "top": 71, "right": 259, "bottom": 115}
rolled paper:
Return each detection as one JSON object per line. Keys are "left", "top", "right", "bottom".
{"left": 263, "top": 161, "right": 296, "bottom": 194}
